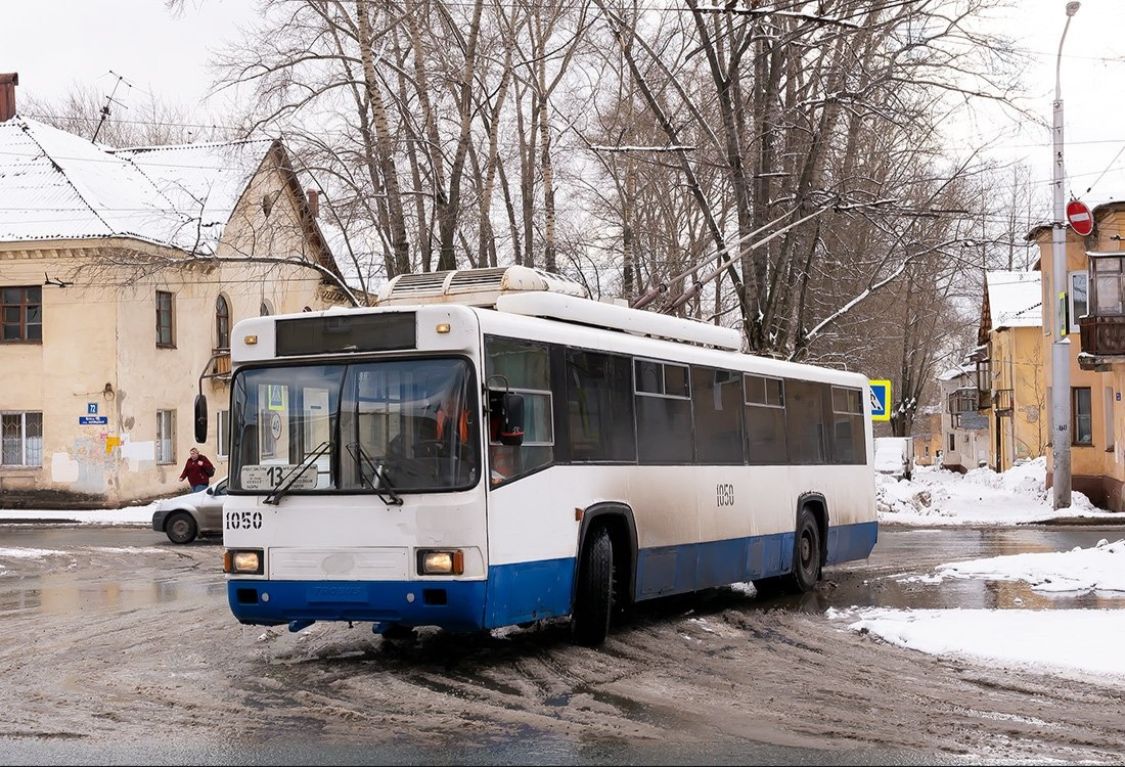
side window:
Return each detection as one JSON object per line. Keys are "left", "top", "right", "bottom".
{"left": 744, "top": 374, "right": 787, "bottom": 464}
{"left": 785, "top": 380, "right": 829, "bottom": 463}
{"left": 692, "top": 367, "right": 743, "bottom": 464}
{"left": 831, "top": 386, "right": 866, "bottom": 464}
{"left": 634, "top": 358, "right": 692, "bottom": 464}
{"left": 565, "top": 349, "right": 635, "bottom": 462}
{"left": 217, "top": 409, "right": 230, "bottom": 459}
{"left": 485, "top": 336, "right": 554, "bottom": 485}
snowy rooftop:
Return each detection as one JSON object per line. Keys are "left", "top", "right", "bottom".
{"left": 985, "top": 270, "right": 1042, "bottom": 330}
{"left": 0, "top": 116, "right": 272, "bottom": 255}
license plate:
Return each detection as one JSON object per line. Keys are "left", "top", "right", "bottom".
{"left": 240, "top": 464, "right": 318, "bottom": 491}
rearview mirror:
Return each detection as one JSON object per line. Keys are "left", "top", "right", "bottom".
{"left": 498, "top": 392, "right": 525, "bottom": 447}
{"left": 194, "top": 394, "right": 208, "bottom": 443}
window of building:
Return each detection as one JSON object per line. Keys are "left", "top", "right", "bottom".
{"left": 1072, "top": 387, "right": 1093, "bottom": 446}
{"left": 157, "top": 410, "right": 176, "bottom": 464}
{"left": 634, "top": 359, "right": 692, "bottom": 464}
{"left": 1070, "top": 271, "right": 1088, "bottom": 331}
{"left": 1091, "top": 256, "right": 1125, "bottom": 316}
{"left": 565, "top": 350, "right": 635, "bottom": 462}
{"left": 948, "top": 433, "right": 955, "bottom": 452}
{"left": 1, "top": 412, "right": 43, "bottom": 466}
{"left": 691, "top": 367, "right": 743, "bottom": 464}
{"left": 831, "top": 386, "right": 866, "bottom": 464}
{"left": 217, "top": 409, "right": 230, "bottom": 459}
{"left": 744, "top": 374, "right": 787, "bottom": 464}
{"left": 1, "top": 286, "right": 42, "bottom": 343}
{"left": 216, "top": 295, "right": 231, "bottom": 350}
{"left": 156, "top": 291, "right": 175, "bottom": 347}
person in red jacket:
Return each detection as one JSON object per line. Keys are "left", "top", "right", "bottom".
{"left": 179, "top": 447, "right": 215, "bottom": 492}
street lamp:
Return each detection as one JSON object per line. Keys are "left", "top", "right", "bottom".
{"left": 1051, "top": 0, "right": 1080, "bottom": 509}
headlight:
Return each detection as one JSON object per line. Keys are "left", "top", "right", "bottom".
{"left": 417, "top": 549, "right": 464, "bottom": 575}
{"left": 224, "top": 549, "right": 264, "bottom": 575}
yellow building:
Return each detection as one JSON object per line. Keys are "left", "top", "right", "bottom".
{"left": 0, "top": 110, "right": 346, "bottom": 507}
{"left": 1030, "top": 210, "right": 1119, "bottom": 510}
{"left": 974, "top": 271, "right": 1047, "bottom": 473}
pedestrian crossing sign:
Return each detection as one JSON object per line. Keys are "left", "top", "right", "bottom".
{"left": 869, "top": 379, "right": 891, "bottom": 422}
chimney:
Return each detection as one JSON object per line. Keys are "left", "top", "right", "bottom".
{"left": 0, "top": 73, "right": 17, "bottom": 122}
{"left": 306, "top": 188, "right": 319, "bottom": 219}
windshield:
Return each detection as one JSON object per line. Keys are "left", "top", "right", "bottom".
{"left": 230, "top": 358, "right": 479, "bottom": 494}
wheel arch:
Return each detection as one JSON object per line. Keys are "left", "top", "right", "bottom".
{"left": 574, "top": 502, "right": 638, "bottom": 606}
{"left": 795, "top": 491, "right": 829, "bottom": 567}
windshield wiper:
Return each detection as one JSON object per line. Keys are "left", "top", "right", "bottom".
{"left": 263, "top": 441, "right": 331, "bottom": 506}
{"left": 346, "top": 442, "right": 404, "bottom": 506}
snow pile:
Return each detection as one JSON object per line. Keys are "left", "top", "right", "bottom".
{"left": 832, "top": 607, "right": 1125, "bottom": 680}
{"left": 0, "top": 503, "right": 159, "bottom": 527}
{"left": 876, "top": 459, "right": 1114, "bottom": 526}
{"left": 932, "top": 538, "right": 1125, "bottom": 594}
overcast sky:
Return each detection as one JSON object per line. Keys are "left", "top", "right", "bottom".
{"left": 4, "top": 0, "right": 1125, "bottom": 214}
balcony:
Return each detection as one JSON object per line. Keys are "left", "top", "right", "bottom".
{"left": 203, "top": 348, "right": 231, "bottom": 383}
{"left": 948, "top": 387, "right": 978, "bottom": 416}
{"left": 1078, "top": 315, "right": 1125, "bottom": 367}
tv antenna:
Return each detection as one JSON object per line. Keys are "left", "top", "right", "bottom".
{"left": 91, "top": 70, "right": 134, "bottom": 143}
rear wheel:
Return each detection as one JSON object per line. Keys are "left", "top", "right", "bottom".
{"left": 165, "top": 512, "right": 197, "bottom": 545}
{"left": 571, "top": 527, "right": 614, "bottom": 647}
{"left": 785, "top": 508, "right": 822, "bottom": 593}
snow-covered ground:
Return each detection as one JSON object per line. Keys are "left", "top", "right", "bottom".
{"left": 0, "top": 502, "right": 160, "bottom": 526}
{"left": 864, "top": 460, "right": 1125, "bottom": 680}
{"left": 877, "top": 457, "right": 1122, "bottom": 526}
{"left": 835, "top": 537, "right": 1125, "bottom": 680}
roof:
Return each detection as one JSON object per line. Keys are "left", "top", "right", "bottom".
{"left": 938, "top": 364, "right": 972, "bottom": 382}
{"left": 0, "top": 116, "right": 272, "bottom": 255}
{"left": 985, "top": 270, "right": 1042, "bottom": 330}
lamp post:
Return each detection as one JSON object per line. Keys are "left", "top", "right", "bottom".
{"left": 1051, "top": 1, "right": 1080, "bottom": 509}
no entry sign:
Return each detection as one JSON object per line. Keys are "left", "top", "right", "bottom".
{"left": 1067, "top": 199, "right": 1094, "bottom": 236}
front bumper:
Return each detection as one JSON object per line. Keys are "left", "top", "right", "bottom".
{"left": 151, "top": 511, "right": 169, "bottom": 532}
{"left": 227, "top": 579, "right": 489, "bottom": 632}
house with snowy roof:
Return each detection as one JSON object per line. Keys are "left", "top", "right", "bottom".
{"left": 0, "top": 75, "right": 347, "bottom": 507}
{"left": 974, "top": 270, "right": 1046, "bottom": 474}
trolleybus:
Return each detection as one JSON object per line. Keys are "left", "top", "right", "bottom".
{"left": 203, "top": 266, "right": 877, "bottom": 645}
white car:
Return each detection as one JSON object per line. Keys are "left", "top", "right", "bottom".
{"left": 874, "top": 437, "right": 914, "bottom": 481}
{"left": 151, "top": 478, "right": 228, "bottom": 544}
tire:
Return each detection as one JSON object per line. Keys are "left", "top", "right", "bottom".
{"left": 571, "top": 527, "right": 614, "bottom": 647}
{"left": 784, "top": 508, "right": 822, "bottom": 594}
{"left": 165, "top": 511, "right": 198, "bottom": 545}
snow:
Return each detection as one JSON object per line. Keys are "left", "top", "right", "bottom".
{"left": 834, "top": 607, "right": 1125, "bottom": 680}
{"left": 0, "top": 502, "right": 159, "bottom": 527}
{"left": 0, "top": 117, "right": 271, "bottom": 254}
{"left": 876, "top": 457, "right": 1120, "bottom": 526}
{"left": 863, "top": 457, "right": 1125, "bottom": 680}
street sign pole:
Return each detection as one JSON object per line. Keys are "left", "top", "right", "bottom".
{"left": 1050, "top": 2, "right": 1080, "bottom": 509}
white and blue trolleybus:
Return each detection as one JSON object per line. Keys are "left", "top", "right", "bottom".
{"left": 204, "top": 266, "right": 877, "bottom": 645}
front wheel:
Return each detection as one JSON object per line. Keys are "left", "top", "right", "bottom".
{"left": 571, "top": 527, "right": 614, "bottom": 647}
{"left": 785, "top": 508, "right": 822, "bottom": 594}
{"left": 165, "top": 511, "right": 198, "bottom": 545}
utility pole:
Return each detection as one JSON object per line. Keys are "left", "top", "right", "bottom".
{"left": 1051, "top": 1, "right": 1080, "bottom": 509}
